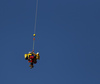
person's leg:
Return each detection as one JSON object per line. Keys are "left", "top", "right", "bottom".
{"left": 30, "top": 63, "right": 34, "bottom": 69}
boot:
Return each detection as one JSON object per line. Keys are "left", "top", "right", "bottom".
{"left": 30, "top": 65, "right": 34, "bottom": 69}
{"left": 29, "top": 65, "right": 31, "bottom": 67}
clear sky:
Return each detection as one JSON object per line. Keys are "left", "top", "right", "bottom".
{"left": 0, "top": 0, "right": 100, "bottom": 84}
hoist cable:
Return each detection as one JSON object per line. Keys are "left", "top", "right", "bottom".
{"left": 33, "top": 0, "right": 38, "bottom": 51}
{"left": 34, "top": 0, "right": 38, "bottom": 34}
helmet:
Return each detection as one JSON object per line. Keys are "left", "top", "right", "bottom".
{"left": 29, "top": 52, "right": 31, "bottom": 54}
{"left": 37, "top": 52, "right": 39, "bottom": 54}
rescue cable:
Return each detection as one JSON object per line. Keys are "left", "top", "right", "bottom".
{"left": 33, "top": 0, "right": 38, "bottom": 52}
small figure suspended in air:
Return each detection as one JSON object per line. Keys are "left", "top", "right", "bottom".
{"left": 24, "top": 0, "right": 39, "bottom": 69}
{"left": 24, "top": 51, "right": 40, "bottom": 69}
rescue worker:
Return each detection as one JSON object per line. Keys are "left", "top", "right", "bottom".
{"left": 24, "top": 51, "right": 40, "bottom": 69}
{"left": 28, "top": 52, "right": 37, "bottom": 69}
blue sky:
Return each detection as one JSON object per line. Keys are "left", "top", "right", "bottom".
{"left": 0, "top": 0, "right": 100, "bottom": 84}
